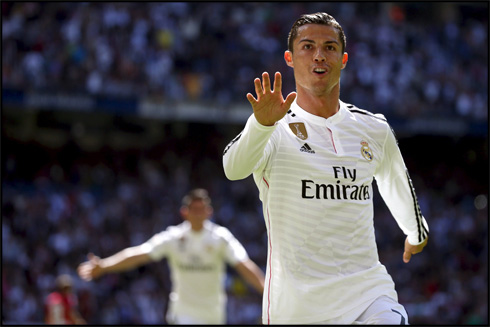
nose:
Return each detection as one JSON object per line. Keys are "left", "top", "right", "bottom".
{"left": 314, "top": 48, "right": 326, "bottom": 62}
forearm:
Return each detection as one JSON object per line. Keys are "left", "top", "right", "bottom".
{"left": 378, "top": 171, "right": 429, "bottom": 245}
{"left": 99, "top": 246, "right": 151, "bottom": 275}
{"left": 223, "top": 114, "right": 275, "bottom": 180}
{"left": 235, "top": 259, "right": 265, "bottom": 294}
{"left": 376, "top": 129, "right": 429, "bottom": 244}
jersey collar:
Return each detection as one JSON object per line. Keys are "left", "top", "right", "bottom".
{"left": 290, "top": 99, "right": 347, "bottom": 126}
{"left": 183, "top": 219, "right": 212, "bottom": 234}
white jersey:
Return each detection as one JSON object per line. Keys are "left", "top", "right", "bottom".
{"left": 140, "top": 220, "right": 249, "bottom": 324}
{"left": 223, "top": 99, "right": 429, "bottom": 324}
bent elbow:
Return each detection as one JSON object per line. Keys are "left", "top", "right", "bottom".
{"left": 224, "top": 167, "right": 247, "bottom": 181}
{"left": 223, "top": 161, "right": 250, "bottom": 181}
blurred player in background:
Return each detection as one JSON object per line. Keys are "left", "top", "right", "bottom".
{"left": 223, "top": 12, "right": 429, "bottom": 324}
{"left": 77, "top": 188, "right": 265, "bottom": 324}
{"left": 44, "top": 274, "right": 86, "bottom": 324}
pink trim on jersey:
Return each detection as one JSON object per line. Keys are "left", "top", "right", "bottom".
{"left": 327, "top": 127, "right": 337, "bottom": 153}
{"left": 266, "top": 206, "right": 272, "bottom": 325}
{"left": 262, "top": 178, "right": 272, "bottom": 324}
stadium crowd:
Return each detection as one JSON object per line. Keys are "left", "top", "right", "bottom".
{"left": 2, "top": 128, "right": 488, "bottom": 324}
{"left": 1, "top": 1, "right": 488, "bottom": 325}
{"left": 1, "top": 2, "right": 487, "bottom": 121}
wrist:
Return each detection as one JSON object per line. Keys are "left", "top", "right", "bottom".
{"left": 251, "top": 114, "right": 278, "bottom": 129}
{"left": 98, "top": 259, "right": 109, "bottom": 274}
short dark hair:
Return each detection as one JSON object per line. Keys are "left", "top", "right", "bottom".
{"left": 182, "top": 188, "right": 211, "bottom": 207}
{"left": 287, "top": 12, "right": 346, "bottom": 54}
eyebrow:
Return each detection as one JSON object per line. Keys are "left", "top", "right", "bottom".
{"left": 298, "top": 39, "right": 339, "bottom": 46}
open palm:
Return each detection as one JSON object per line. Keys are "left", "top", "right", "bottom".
{"left": 247, "top": 72, "right": 297, "bottom": 126}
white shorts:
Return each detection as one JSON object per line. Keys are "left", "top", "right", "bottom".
{"left": 166, "top": 308, "right": 225, "bottom": 325}
{"left": 312, "top": 295, "right": 409, "bottom": 325}
{"left": 166, "top": 312, "right": 206, "bottom": 325}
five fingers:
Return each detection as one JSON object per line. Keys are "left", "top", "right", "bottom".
{"left": 247, "top": 72, "right": 282, "bottom": 104}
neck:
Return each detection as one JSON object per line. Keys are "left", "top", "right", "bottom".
{"left": 295, "top": 84, "right": 340, "bottom": 119}
{"left": 189, "top": 221, "right": 204, "bottom": 231}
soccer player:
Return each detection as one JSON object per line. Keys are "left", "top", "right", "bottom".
{"left": 223, "top": 12, "right": 429, "bottom": 325}
{"left": 77, "top": 188, "right": 264, "bottom": 325}
{"left": 44, "top": 274, "right": 86, "bottom": 324}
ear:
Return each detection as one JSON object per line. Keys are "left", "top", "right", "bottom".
{"left": 180, "top": 206, "right": 188, "bottom": 218}
{"left": 284, "top": 50, "right": 293, "bottom": 68}
{"left": 341, "top": 52, "right": 348, "bottom": 69}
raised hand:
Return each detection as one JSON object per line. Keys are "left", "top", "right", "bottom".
{"left": 246, "top": 72, "right": 297, "bottom": 126}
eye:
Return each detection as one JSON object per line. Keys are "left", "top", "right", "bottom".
{"left": 326, "top": 45, "right": 336, "bottom": 51}
{"left": 303, "top": 44, "right": 313, "bottom": 50}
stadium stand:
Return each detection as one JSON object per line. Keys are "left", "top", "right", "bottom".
{"left": 2, "top": 2, "right": 487, "bottom": 324}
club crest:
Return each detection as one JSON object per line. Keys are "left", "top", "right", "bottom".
{"left": 360, "top": 140, "right": 373, "bottom": 161}
{"left": 289, "top": 122, "right": 308, "bottom": 140}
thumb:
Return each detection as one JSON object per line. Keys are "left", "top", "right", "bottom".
{"left": 403, "top": 251, "right": 411, "bottom": 263}
{"left": 87, "top": 253, "right": 100, "bottom": 263}
{"left": 284, "top": 92, "right": 297, "bottom": 109}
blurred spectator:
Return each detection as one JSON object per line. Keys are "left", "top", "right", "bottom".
{"left": 1, "top": 2, "right": 487, "bottom": 120}
{"left": 44, "top": 274, "right": 86, "bottom": 324}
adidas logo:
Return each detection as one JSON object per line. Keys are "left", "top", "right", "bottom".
{"left": 300, "top": 143, "right": 315, "bottom": 154}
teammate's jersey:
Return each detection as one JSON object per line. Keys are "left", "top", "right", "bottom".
{"left": 44, "top": 291, "right": 77, "bottom": 324}
{"left": 223, "top": 99, "right": 429, "bottom": 324}
{"left": 140, "top": 220, "right": 249, "bottom": 324}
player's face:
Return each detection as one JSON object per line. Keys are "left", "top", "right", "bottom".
{"left": 285, "top": 24, "right": 348, "bottom": 96}
{"left": 182, "top": 199, "right": 212, "bottom": 223}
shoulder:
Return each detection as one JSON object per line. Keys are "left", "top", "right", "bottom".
{"left": 342, "top": 102, "right": 400, "bottom": 151}
{"left": 206, "top": 221, "right": 235, "bottom": 241}
{"left": 153, "top": 222, "right": 188, "bottom": 241}
{"left": 342, "top": 102, "right": 393, "bottom": 141}
{"left": 343, "top": 102, "right": 388, "bottom": 126}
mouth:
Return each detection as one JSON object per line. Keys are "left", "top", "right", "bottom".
{"left": 312, "top": 67, "right": 328, "bottom": 75}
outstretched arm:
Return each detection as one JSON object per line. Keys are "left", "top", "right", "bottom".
{"left": 234, "top": 259, "right": 265, "bottom": 294}
{"left": 77, "top": 246, "right": 152, "bottom": 281}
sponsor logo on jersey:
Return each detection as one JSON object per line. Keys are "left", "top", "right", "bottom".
{"left": 360, "top": 140, "right": 373, "bottom": 161}
{"left": 177, "top": 262, "right": 215, "bottom": 271}
{"left": 301, "top": 179, "right": 370, "bottom": 201}
{"left": 177, "top": 253, "right": 216, "bottom": 271}
{"left": 300, "top": 143, "right": 315, "bottom": 154}
{"left": 301, "top": 166, "right": 371, "bottom": 201}
{"left": 289, "top": 122, "right": 308, "bottom": 140}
